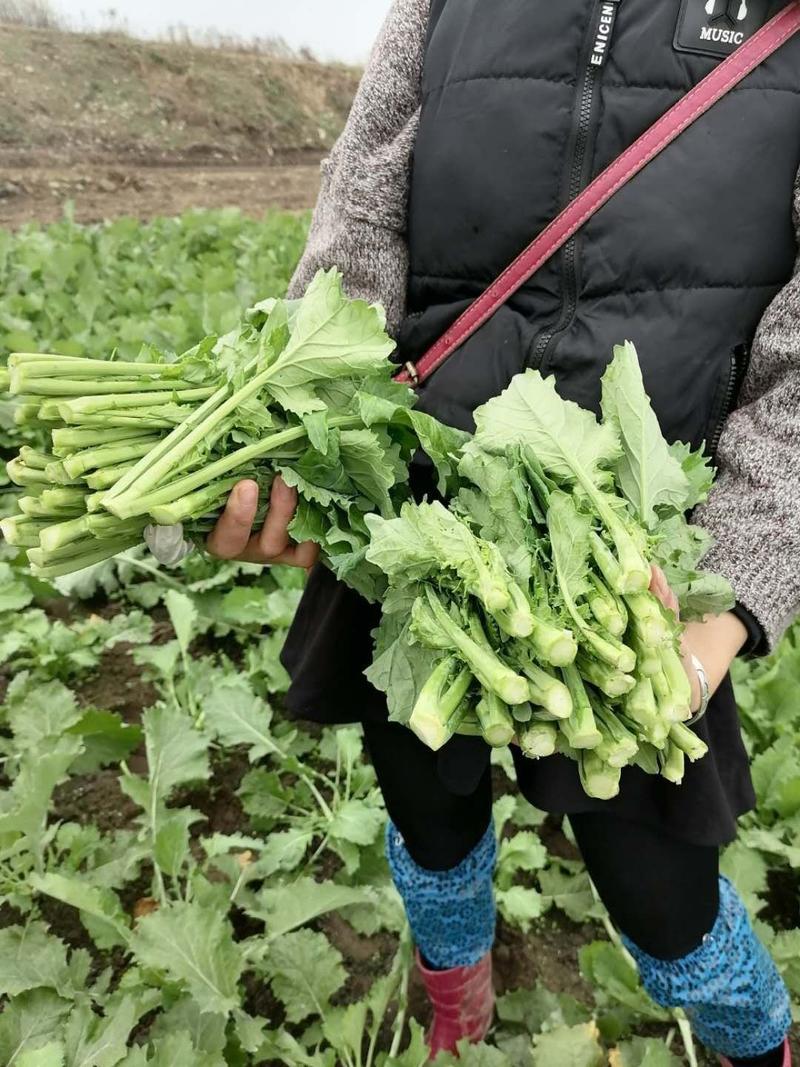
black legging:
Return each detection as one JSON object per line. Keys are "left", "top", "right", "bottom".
{"left": 362, "top": 719, "right": 781, "bottom": 1067}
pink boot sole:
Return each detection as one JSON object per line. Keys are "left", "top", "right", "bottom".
{"left": 719, "top": 1038, "right": 791, "bottom": 1067}
{"left": 416, "top": 949, "right": 494, "bottom": 1060}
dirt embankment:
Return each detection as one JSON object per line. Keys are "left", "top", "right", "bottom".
{"left": 0, "top": 23, "right": 360, "bottom": 225}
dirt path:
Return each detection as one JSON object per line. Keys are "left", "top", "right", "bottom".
{"left": 0, "top": 161, "right": 323, "bottom": 227}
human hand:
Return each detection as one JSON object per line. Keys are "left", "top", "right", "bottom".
{"left": 206, "top": 476, "right": 320, "bottom": 569}
{"left": 649, "top": 565, "right": 747, "bottom": 712}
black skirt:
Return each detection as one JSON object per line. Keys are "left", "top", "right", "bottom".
{"left": 280, "top": 563, "right": 756, "bottom": 848}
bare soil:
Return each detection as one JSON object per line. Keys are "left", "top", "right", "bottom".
{"left": 0, "top": 160, "right": 323, "bottom": 227}
{"left": 0, "top": 21, "right": 353, "bottom": 227}
{"left": 0, "top": 25, "right": 358, "bottom": 166}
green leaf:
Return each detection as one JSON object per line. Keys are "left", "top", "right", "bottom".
{"left": 17, "top": 1043, "right": 65, "bottom": 1067}
{"left": 752, "top": 736, "right": 800, "bottom": 819}
{"left": 202, "top": 678, "right": 279, "bottom": 762}
{"left": 668, "top": 440, "right": 716, "bottom": 509}
{"left": 251, "top": 828, "right": 313, "bottom": 877}
{"left": 29, "top": 873, "right": 131, "bottom": 949}
{"left": 474, "top": 369, "right": 621, "bottom": 486}
{"left": 720, "top": 840, "right": 769, "bottom": 912}
{"left": 365, "top": 500, "right": 513, "bottom": 613}
{"left": 539, "top": 865, "right": 605, "bottom": 925}
{"left": 148, "top": 998, "right": 227, "bottom": 1057}
{"left": 137, "top": 703, "right": 210, "bottom": 807}
{"left": 601, "top": 342, "right": 690, "bottom": 527}
{"left": 328, "top": 798, "right": 385, "bottom": 847}
{"left": 4, "top": 675, "right": 82, "bottom": 749}
{"left": 63, "top": 997, "right": 142, "bottom": 1067}
{"left": 365, "top": 613, "right": 441, "bottom": 725}
{"left": 266, "top": 268, "right": 396, "bottom": 411}
{"left": 322, "top": 1002, "right": 369, "bottom": 1060}
{"left": 0, "top": 738, "right": 83, "bottom": 854}
{"left": 0, "top": 562, "right": 34, "bottom": 613}
{"left": 339, "top": 428, "right": 402, "bottom": 514}
{"left": 498, "top": 832, "right": 548, "bottom": 879}
{"left": 164, "top": 589, "right": 198, "bottom": 654}
{"left": 579, "top": 942, "right": 668, "bottom": 1022}
{"left": 67, "top": 710, "right": 143, "bottom": 774}
{"left": 496, "top": 886, "right": 545, "bottom": 931}
{"left": 0, "top": 990, "right": 70, "bottom": 1065}
{"left": 434, "top": 1041, "right": 510, "bottom": 1066}
{"left": 131, "top": 900, "right": 244, "bottom": 1016}
{"left": 380, "top": 1019, "right": 429, "bottom": 1067}
{"left": 497, "top": 983, "right": 590, "bottom": 1032}
{"left": 262, "top": 929, "right": 346, "bottom": 1024}
{"left": 154, "top": 808, "right": 204, "bottom": 878}
{"left": 769, "top": 929, "right": 800, "bottom": 998}
{"left": 547, "top": 491, "right": 593, "bottom": 603}
{"left": 609, "top": 1037, "right": 682, "bottom": 1067}
{"left": 245, "top": 878, "right": 372, "bottom": 940}
{"left": 0, "top": 923, "right": 77, "bottom": 999}
{"left": 532, "top": 1023, "right": 606, "bottom": 1067}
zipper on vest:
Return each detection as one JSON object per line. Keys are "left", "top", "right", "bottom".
{"left": 708, "top": 343, "right": 750, "bottom": 455}
{"left": 532, "top": 0, "right": 622, "bottom": 367}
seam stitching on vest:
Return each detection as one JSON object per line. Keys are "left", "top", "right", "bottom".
{"left": 413, "top": 12, "right": 799, "bottom": 382}
{"left": 422, "top": 72, "right": 577, "bottom": 98}
{"left": 603, "top": 81, "right": 800, "bottom": 97}
{"left": 410, "top": 273, "right": 785, "bottom": 294}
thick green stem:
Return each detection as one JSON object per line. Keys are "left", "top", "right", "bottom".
{"left": 660, "top": 742, "right": 686, "bottom": 785}
{"left": 560, "top": 665, "right": 602, "bottom": 749}
{"left": 10, "top": 373, "right": 215, "bottom": 398}
{"left": 107, "top": 415, "right": 360, "bottom": 520}
{"left": 409, "top": 658, "right": 472, "bottom": 751}
{"left": 52, "top": 425, "right": 155, "bottom": 453}
{"left": 528, "top": 617, "right": 578, "bottom": 667}
{"left": 104, "top": 358, "right": 288, "bottom": 504}
{"left": 475, "top": 690, "right": 516, "bottom": 747}
{"left": 579, "top": 751, "right": 621, "bottom": 800}
{"left": 518, "top": 720, "right": 558, "bottom": 759}
{"left": 63, "top": 436, "right": 162, "bottom": 479}
{"left": 576, "top": 653, "right": 635, "bottom": 698}
{"left": 9, "top": 355, "right": 187, "bottom": 378}
{"left": 149, "top": 478, "right": 242, "bottom": 526}
{"left": 55, "top": 387, "right": 214, "bottom": 414}
{"left": 85, "top": 461, "right": 137, "bottom": 490}
{"left": 18, "top": 447, "right": 52, "bottom": 470}
{"left": 587, "top": 573, "right": 628, "bottom": 637}
{"left": 28, "top": 534, "right": 142, "bottom": 577}
{"left": 669, "top": 722, "right": 708, "bottom": 763}
{"left": 521, "top": 659, "right": 573, "bottom": 719}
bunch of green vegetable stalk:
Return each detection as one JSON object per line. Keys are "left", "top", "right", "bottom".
{"left": 0, "top": 269, "right": 444, "bottom": 591}
{"left": 365, "top": 343, "right": 735, "bottom": 800}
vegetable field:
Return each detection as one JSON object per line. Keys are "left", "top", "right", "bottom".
{"left": 0, "top": 208, "right": 798, "bottom": 1067}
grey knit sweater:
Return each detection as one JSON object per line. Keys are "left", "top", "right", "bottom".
{"left": 289, "top": 0, "right": 800, "bottom": 650}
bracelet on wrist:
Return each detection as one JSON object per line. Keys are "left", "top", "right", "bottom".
{"left": 687, "top": 653, "right": 711, "bottom": 726}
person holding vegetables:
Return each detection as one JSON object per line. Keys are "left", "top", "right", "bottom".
{"left": 205, "top": 1, "right": 800, "bottom": 1064}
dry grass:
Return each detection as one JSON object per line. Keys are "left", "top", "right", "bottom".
{"left": 0, "top": 0, "right": 61, "bottom": 29}
{"left": 0, "top": 1, "right": 318, "bottom": 61}
{"left": 164, "top": 25, "right": 317, "bottom": 61}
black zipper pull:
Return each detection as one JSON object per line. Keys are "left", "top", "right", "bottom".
{"left": 590, "top": 0, "right": 623, "bottom": 69}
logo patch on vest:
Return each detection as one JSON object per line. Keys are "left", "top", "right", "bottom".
{"left": 674, "top": 0, "right": 771, "bottom": 59}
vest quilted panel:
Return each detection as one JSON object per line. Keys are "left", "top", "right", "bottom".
{"left": 400, "top": 0, "right": 800, "bottom": 449}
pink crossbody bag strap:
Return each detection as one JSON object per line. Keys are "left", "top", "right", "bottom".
{"left": 395, "top": 1, "right": 800, "bottom": 387}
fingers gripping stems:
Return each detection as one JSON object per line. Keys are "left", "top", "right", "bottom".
{"left": 205, "top": 476, "right": 320, "bottom": 568}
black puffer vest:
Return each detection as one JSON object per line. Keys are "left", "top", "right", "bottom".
{"left": 400, "top": 0, "right": 800, "bottom": 451}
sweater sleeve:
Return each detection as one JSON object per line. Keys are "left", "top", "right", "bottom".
{"left": 694, "top": 174, "right": 800, "bottom": 651}
{"left": 286, "top": 0, "right": 429, "bottom": 335}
